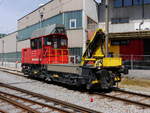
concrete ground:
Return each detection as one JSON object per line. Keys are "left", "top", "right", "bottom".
{"left": 125, "top": 70, "right": 150, "bottom": 79}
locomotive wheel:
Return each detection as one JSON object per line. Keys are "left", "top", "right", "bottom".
{"left": 85, "top": 71, "right": 95, "bottom": 91}
{"left": 97, "top": 70, "right": 114, "bottom": 89}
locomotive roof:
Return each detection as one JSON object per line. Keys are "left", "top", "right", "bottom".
{"left": 31, "top": 33, "right": 68, "bottom": 40}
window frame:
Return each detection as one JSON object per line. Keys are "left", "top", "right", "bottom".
{"left": 111, "top": 40, "right": 130, "bottom": 45}
{"left": 114, "top": 0, "right": 123, "bottom": 8}
{"left": 69, "top": 19, "right": 77, "bottom": 29}
{"left": 31, "top": 38, "right": 42, "bottom": 50}
{"left": 133, "top": 0, "right": 142, "bottom": 5}
{"left": 111, "top": 18, "right": 129, "bottom": 24}
{"left": 144, "top": 0, "right": 150, "bottom": 4}
{"left": 124, "top": 0, "right": 133, "bottom": 6}
{"left": 114, "top": 0, "right": 150, "bottom": 8}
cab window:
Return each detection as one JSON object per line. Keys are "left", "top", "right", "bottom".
{"left": 55, "top": 28, "right": 66, "bottom": 34}
{"left": 44, "top": 38, "right": 53, "bottom": 46}
{"left": 44, "top": 37, "right": 58, "bottom": 49}
{"left": 31, "top": 38, "right": 42, "bottom": 49}
{"left": 44, "top": 36, "right": 67, "bottom": 49}
{"left": 61, "top": 39, "right": 67, "bottom": 46}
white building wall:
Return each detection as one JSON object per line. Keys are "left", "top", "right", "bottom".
{"left": 85, "top": 0, "right": 98, "bottom": 24}
{"left": 18, "top": 0, "right": 83, "bottom": 30}
{"left": 67, "top": 29, "right": 83, "bottom": 48}
{"left": 0, "top": 32, "right": 17, "bottom": 53}
{"left": 17, "top": 39, "right": 30, "bottom": 52}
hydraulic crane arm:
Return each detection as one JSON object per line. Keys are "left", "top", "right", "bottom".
{"left": 81, "top": 29, "right": 105, "bottom": 66}
{"left": 81, "top": 29, "right": 122, "bottom": 68}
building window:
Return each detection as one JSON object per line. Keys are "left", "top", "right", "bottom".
{"left": 114, "top": 0, "right": 133, "bottom": 7}
{"left": 114, "top": 0, "right": 123, "bottom": 7}
{"left": 111, "top": 19, "right": 120, "bottom": 24}
{"left": 69, "top": 19, "right": 77, "bottom": 29}
{"left": 144, "top": 0, "right": 150, "bottom": 4}
{"left": 111, "top": 18, "right": 129, "bottom": 24}
{"left": 134, "top": 0, "right": 150, "bottom": 5}
{"left": 119, "top": 18, "right": 129, "bottom": 23}
{"left": 114, "top": 0, "right": 150, "bottom": 7}
{"left": 124, "top": 0, "right": 133, "bottom": 6}
{"left": 111, "top": 40, "right": 129, "bottom": 45}
{"left": 133, "top": 0, "right": 142, "bottom": 5}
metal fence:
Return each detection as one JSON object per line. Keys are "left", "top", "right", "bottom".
{"left": 0, "top": 58, "right": 21, "bottom": 62}
{"left": 1, "top": 55, "right": 150, "bottom": 70}
{"left": 0, "top": 58, "right": 21, "bottom": 69}
{"left": 69, "top": 54, "right": 150, "bottom": 70}
{"left": 121, "top": 55, "right": 150, "bottom": 70}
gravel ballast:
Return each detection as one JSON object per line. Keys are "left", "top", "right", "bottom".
{"left": 0, "top": 71, "right": 150, "bottom": 113}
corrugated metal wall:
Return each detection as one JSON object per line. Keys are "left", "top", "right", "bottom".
{"left": 120, "top": 39, "right": 144, "bottom": 60}
{"left": 18, "top": 14, "right": 63, "bottom": 41}
{"left": 0, "top": 52, "right": 21, "bottom": 62}
{"left": 18, "top": 10, "right": 82, "bottom": 41}
{"left": 69, "top": 47, "right": 82, "bottom": 56}
{"left": 64, "top": 11, "right": 82, "bottom": 29}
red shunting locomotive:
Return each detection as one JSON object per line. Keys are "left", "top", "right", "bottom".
{"left": 22, "top": 25, "right": 68, "bottom": 69}
{"left": 22, "top": 33, "right": 68, "bottom": 65}
{"left": 22, "top": 25, "right": 70, "bottom": 78}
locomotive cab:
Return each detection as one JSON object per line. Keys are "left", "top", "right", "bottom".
{"left": 43, "top": 34, "right": 68, "bottom": 49}
{"left": 42, "top": 34, "right": 68, "bottom": 64}
{"left": 21, "top": 25, "right": 69, "bottom": 75}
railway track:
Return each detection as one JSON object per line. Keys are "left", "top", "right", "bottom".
{"left": 0, "top": 82, "right": 101, "bottom": 113}
{"left": 0, "top": 67, "right": 23, "bottom": 77}
{"left": 95, "top": 88, "right": 150, "bottom": 109}
{"left": 0, "top": 95, "right": 38, "bottom": 113}
{"left": 1, "top": 67, "right": 150, "bottom": 110}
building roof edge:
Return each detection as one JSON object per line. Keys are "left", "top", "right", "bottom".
{"left": 18, "top": 0, "right": 54, "bottom": 21}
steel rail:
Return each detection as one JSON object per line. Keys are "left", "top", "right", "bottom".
{"left": 0, "top": 82, "right": 101, "bottom": 113}
{"left": 0, "top": 68, "right": 24, "bottom": 79}
{"left": 114, "top": 88, "right": 150, "bottom": 98}
{"left": 0, "top": 110, "right": 8, "bottom": 113}
{"left": 0, "top": 91, "right": 72, "bottom": 113}
{"left": 95, "top": 92, "right": 150, "bottom": 108}
{"left": 0, "top": 67, "right": 19, "bottom": 72}
{"left": 0, "top": 95, "right": 40, "bottom": 113}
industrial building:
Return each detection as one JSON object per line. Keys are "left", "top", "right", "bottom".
{"left": 0, "top": 0, "right": 98, "bottom": 64}
{"left": 98, "top": 0, "right": 150, "bottom": 67}
{"left": 99, "top": 0, "right": 150, "bottom": 32}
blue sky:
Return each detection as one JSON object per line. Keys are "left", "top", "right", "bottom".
{"left": 0, "top": 0, "right": 50, "bottom": 34}
{"left": 0, "top": 0, "right": 101, "bottom": 34}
